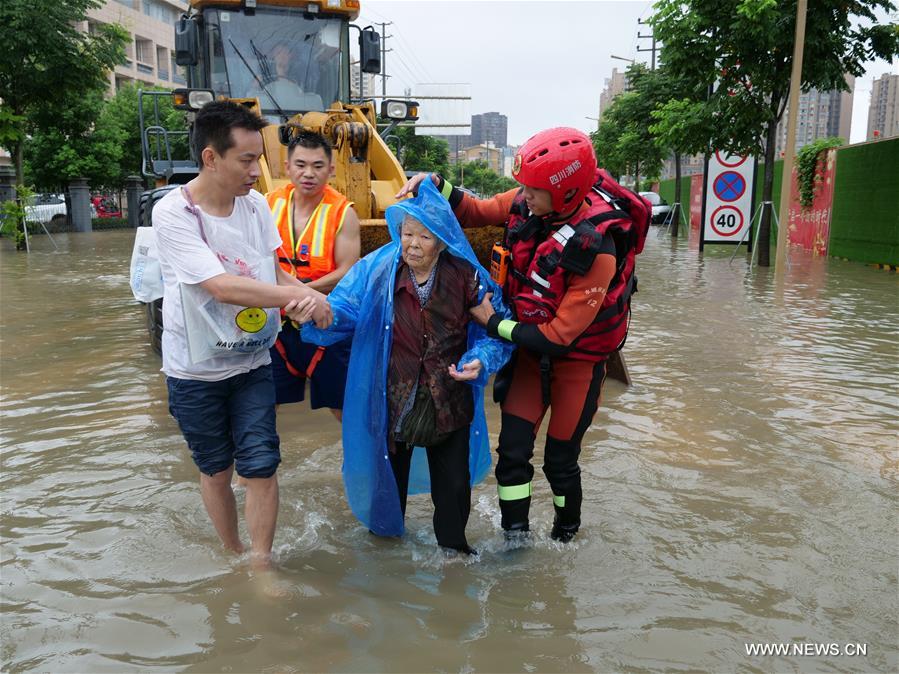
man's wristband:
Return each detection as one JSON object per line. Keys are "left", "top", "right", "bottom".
{"left": 433, "top": 174, "right": 464, "bottom": 209}
{"left": 487, "top": 314, "right": 517, "bottom": 342}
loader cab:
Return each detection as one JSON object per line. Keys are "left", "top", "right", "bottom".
{"left": 176, "top": 4, "right": 379, "bottom": 121}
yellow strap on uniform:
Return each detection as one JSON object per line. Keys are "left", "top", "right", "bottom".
{"left": 272, "top": 197, "right": 287, "bottom": 230}
{"left": 295, "top": 198, "right": 324, "bottom": 254}
{"left": 498, "top": 482, "right": 531, "bottom": 501}
{"left": 553, "top": 494, "right": 566, "bottom": 507}
{"left": 334, "top": 201, "right": 353, "bottom": 235}
{"left": 311, "top": 203, "right": 331, "bottom": 258}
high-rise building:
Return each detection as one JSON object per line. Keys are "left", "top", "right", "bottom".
{"left": 470, "top": 112, "right": 508, "bottom": 148}
{"left": 774, "top": 75, "right": 855, "bottom": 156}
{"left": 350, "top": 63, "right": 378, "bottom": 99}
{"left": 867, "top": 73, "right": 899, "bottom": 140}
{"left": 599, "top": 68, "right": 628, "bottom": 118}
{"left": 79, "top": 0, "right": 189, "bottom": 93}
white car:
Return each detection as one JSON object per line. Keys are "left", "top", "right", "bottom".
{"left": 25, "top": 193, "right": 67, "bottom": 224}
{"left": 639, "top": 191, "right": 673, "bottom": 225}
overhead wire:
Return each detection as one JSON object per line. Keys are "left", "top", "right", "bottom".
{"left": 357, "top": 4, "right": 435, "bottom": 91}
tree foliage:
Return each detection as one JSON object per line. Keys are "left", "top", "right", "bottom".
{"left": 450, "top": 160, "right": 517, "bottom": 198}
{"left": 24, "top": 89, "right": 122, "bottom": 191}
{"left": 651, "top": 0, "right": 899, "bottom": 264}
{"left": 0, "top": 0, "right": 128, "bottom": 184}
{"left": 796, "top": 136, "right": 844, "bottom": 207}
{"left": 23, "top": 85, "right": 188, "bottom": 192}
{"left": 592, "top": 64, "right": 668, "bottom": 187}
{"left": 385, "top": 125, "right": 450, "bottom": 176}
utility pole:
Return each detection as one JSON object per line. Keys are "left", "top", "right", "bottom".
{"left": 379, "top": 21, "right": 392, "bottom": 97}
{"left": 636, "top": 18, "right": 658, "bottom": 70}
{"left": 774, "top": 0, "right": 808, "bottom": 277}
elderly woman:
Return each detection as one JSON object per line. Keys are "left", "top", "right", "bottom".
{"left": 298, "top": 178, "right": 513, "bottom": 554}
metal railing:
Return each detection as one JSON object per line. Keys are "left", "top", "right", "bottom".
{"left": 138, "top": 89, "right": 194, "bottom": 179}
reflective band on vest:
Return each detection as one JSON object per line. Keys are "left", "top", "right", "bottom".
{"left": 265, "top": 183, "right": 352, "bottom": 281}
{"left": 498, "top": 482, "right": 532, "bottom": 501}
{"left": 551, "top": 224, "right": 576, "bottom": 247}
{"left": 553, "top": 494, "right": 566, "bottom": 507}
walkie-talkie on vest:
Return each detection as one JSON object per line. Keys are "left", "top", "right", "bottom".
{"left": 490, "top": 242, "right": 511, "bottom": 285}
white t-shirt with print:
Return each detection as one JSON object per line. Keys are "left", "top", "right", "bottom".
{"left": 153, "top": 187, "right": 282, "bottom": 381}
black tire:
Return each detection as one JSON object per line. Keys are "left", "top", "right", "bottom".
{"left": 145, "top": 298, "right": 164, "bottom": 356}
{"left": 138, "top": 185, "right": 177, "bottom": 357}
{"left": 139, "top": 185, "right": 177, "bottom": 229}
{"left": 145, "top": 299, "right": 163, "bottom": 356}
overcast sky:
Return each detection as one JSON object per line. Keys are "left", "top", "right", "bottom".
{"left": 358, "top": 0, "right": 898, "bottom": 146}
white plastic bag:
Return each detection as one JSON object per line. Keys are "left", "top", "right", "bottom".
{"left": 179, "top": 225, "right": 280, "bottom": 364}
{"left": 129, "top": 227, "right": 164, "bottom": 302}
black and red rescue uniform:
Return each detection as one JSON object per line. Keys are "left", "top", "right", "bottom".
{"left": 436, "top": 174, "right": 639, "bottom": 540}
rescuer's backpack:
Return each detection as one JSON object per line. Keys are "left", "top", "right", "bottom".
{"left": 591, "top": 168, "right": 651, "bottom": 255}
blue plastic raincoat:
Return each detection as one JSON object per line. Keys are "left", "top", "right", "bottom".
{"left": 302, "top": 177, "right": 514, "bottom": 536}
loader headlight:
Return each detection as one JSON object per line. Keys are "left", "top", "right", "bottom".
{"left": 381, "top": 99, "right": 419, "bottom": 121}
{"left": 172, "top": 88, "right": 215, "bottom": 111}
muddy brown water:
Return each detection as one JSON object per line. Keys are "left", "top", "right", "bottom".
{"left": 1, "top": 229, "right": 896, "bottom": 673}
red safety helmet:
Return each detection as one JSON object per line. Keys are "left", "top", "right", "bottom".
{"left": 512, "top": 127, "right": 598, "bottom": 213}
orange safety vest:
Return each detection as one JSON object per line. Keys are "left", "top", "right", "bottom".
{"left": 265, "top": 183, "right": 353, "bottom": 282}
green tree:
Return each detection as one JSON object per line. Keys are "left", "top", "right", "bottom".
{"left": 652, "top": 0, "right": 898, "bottom": 265}
{"left": 450, "top": 160, "right": 517, "bottom": 197}
{"left": 24, "top": 89, "right": 124, "bottom": 191}
{"left": 592, "top": 115, "right": 627, "bottom": 181}
{"left": 94, "top": 84, "right": 189, "bottom": 186}
{"left": 385, "top": 125, "right": 450, "bottom": 175}
{"left": 0, "top": 0, "right": 128, "bottom": 185}
{"left": 648, "top": 73, "right": 711, "bottom": 237}
{"left": 591, "top": 64, "right": 666, "bottom": 190}
{"left": 24, "top": 84, "right": 189, "bottom": 192}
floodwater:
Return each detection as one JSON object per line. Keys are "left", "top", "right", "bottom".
{"left": 1, "top": 229, "right": 896, "bottom": 674}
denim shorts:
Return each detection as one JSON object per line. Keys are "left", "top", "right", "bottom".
{"left": 167, "top": 365, "right": 281, "bottom": 478}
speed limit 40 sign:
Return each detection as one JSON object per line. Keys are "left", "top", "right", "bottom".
{"left": 700, "top": 150, "right": 756, "bottom": 248}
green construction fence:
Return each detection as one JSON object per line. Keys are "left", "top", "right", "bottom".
{"left": 829, "top": 138, "right": 899, "bottom": 266}
{"left": 658, "top": 160, "right": 783, "bottom": 241}
{"left": 656, "top": 139, "right": 899, "bottom": 265}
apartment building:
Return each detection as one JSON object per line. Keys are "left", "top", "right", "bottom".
{"left": 598, "top": 68, "right": 628, "bottom": 118}
{"left": 866, "top": 72, "right": 899, "bottom": 140}
{"left": 80, "top": 0, "right": 189, "bottom": 93}
{"left": 457, "top": 142, "right": 503, "bottom": 174}
{"left": 470, "top": 112, "right": 508, "bottom": 148}
{"left": 350, "top": 63, "right": 378, "bottom": 100}
{"left": 775, "top": 76, "right": 855, "bottom": 156}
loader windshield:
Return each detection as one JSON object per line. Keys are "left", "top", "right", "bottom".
{"left": 205, "top": 8, "right": 347, "bottom": 116}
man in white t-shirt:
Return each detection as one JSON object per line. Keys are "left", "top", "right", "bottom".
{"left": 153, "top": 100, "right": 331, "bottom": 568}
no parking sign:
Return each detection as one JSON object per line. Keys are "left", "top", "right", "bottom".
{"left": 700, "top": 150, "right": 757, "bottom": 249}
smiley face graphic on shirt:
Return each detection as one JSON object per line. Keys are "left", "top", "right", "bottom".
{"left": 235, "top": 307, "right": 268, "bottom": 333}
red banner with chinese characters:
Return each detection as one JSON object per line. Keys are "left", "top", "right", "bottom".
{"left": 788, "top": 149, "right": 837, "bottom": 256}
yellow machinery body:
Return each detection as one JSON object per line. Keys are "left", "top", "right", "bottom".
{"left": 166, "top": 0, "right": 409, "bottom": 225}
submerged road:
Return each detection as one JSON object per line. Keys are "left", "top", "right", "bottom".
{"left": 1, "top": 228, "right": 896, "bottom": 673}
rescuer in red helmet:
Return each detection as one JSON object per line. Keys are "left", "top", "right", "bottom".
{"left": 398, "top": 127, "right": 648, "bottom": 543}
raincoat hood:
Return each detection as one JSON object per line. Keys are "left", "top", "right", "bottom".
{"left": 302, "top": 177, "right": 513, "bottom": 536}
